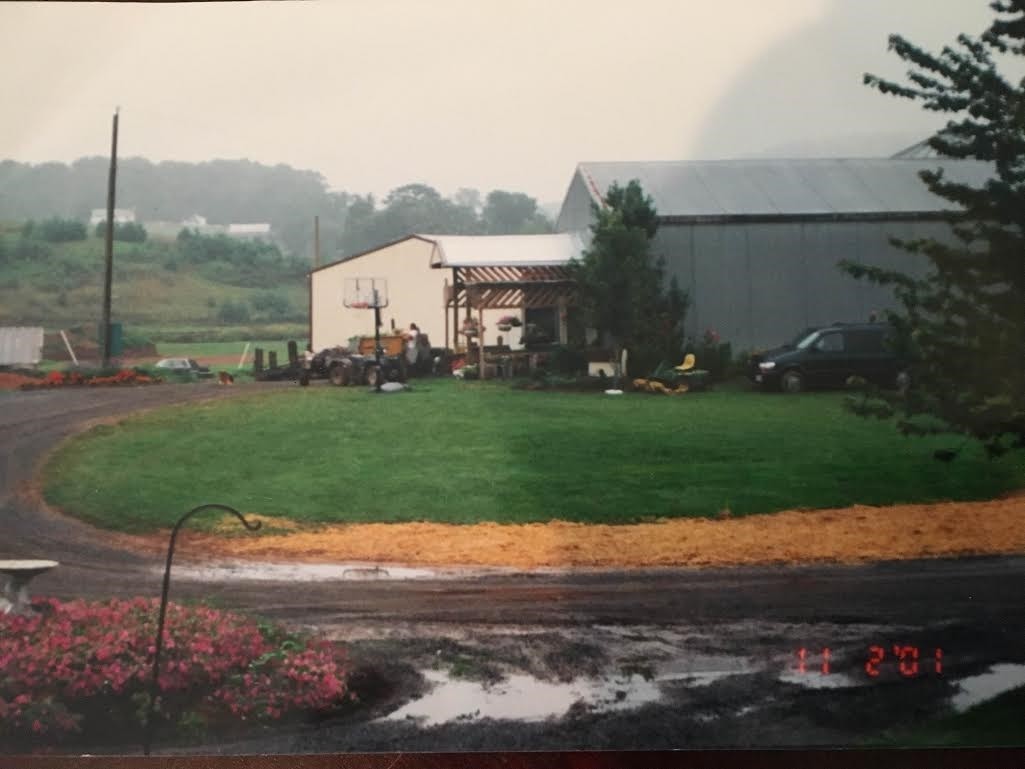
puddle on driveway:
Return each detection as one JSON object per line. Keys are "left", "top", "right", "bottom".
{"left": 657, "top": 655, "right": 756, "bottom": 687}
{"left": 386, "top": 670, "right": 662, "bottom": 725}
{"left": 778, "top": 671, "right": 863, "bottom": 689}
{"left": 386, "top": 655, "right": 758, "bottom": 726}
{"left": 168, "top": 561, "right": 466, "bottom": 582}
{"left": 951, "top": 664, "right": 1025, "bottom": 712}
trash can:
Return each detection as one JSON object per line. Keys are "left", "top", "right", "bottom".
{"left": 98, "top": 322, "right": 124, "bottom": 358}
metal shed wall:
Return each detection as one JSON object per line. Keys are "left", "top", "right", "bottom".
{"left": 652, "top": 219, "right": 944, "bottom": 352}
{"left": 554, "top": 159, "right": 973, "bottom": 353}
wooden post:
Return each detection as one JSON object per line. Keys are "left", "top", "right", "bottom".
{"left": 268, "top": 351, "right": 278, "bottom": 369}
{"left": 478, "top": 304, "right": 485, "bottom": 380}
{"left": 237, "top": 342, "right": 250, "bottom": 370}
{"left": 101, "top": 109, "right": 119, "bottom": 369}
{"left": 443, "top": 279, "right": 450, "bottom": 351}
{"left": 557, "top": 296, "right": 568, "bottom": 345}
{"left": 452, "top": 268, "right": 461, "bottom": 353}
{"left": 254, "top": 348, "right": 264, "bottom": 373}
{"left": 59, "top": 330, "right": 79, "bottom": 366}
{"left": 288, "top": 340, "right": 298, "bottom": 364}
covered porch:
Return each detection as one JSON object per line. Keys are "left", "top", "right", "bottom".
{"left": 443, "top": 264, "right": 576, "bottom": 379}
{"left": 424, "top": 232, "right": 585, "bottom": 378}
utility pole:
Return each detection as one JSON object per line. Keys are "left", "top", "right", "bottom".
{"left": 311, "top": 215, "right": 319, "bottom": 268}
{"left": 101, "top": 108, "right": 119, "bottom": 368}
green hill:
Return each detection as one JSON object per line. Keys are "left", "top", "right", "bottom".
{"left": 0, "top": 223, "right": 308, "bottom": 342}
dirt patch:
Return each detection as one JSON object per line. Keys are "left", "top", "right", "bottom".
{"left": 121, "top": 492, "right": 1025, "bottom": 569}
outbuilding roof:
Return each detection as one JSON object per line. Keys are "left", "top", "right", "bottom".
{"left": 571, "top": 158, "right": 993, "bottom": 219}
{"left": 422, "top": 232, "right": 587, "bottom": 268}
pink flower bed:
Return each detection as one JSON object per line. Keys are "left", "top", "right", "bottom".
{"left": 0, "top": 597, "right": 350, "bottom": 746}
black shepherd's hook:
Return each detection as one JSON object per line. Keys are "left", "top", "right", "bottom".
{"left": 143, "top": 504, "right": 261, "bottom": 756}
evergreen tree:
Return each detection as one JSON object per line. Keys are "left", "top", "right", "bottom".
{"left": 842, "top": 0, "right": 1025, "bottom": 456}
{"left": 569, "top": 181, "right": 687, "bottom": 377}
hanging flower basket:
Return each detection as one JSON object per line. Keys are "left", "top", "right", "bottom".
{"left": 497, "top": 324, "right": 512, "bottom": 332}
{"left": 460, "top": 320, "right": 484, "bottom": 338}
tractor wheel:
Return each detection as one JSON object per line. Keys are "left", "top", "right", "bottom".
{"left": 328, "top": 364, "right": 349, "bottom": 387}
{"left": 781, "top": 369, "right": 804, "bottom": 394}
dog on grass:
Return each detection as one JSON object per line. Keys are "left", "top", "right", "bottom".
{"left": 217, "top": 371, "right": 235, "bottom": 385}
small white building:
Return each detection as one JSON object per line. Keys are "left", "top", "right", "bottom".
{"left": 89, "top": 208, "right": 135, "bottom": 226}
{"left": 227, "top": 223, "right": 272, "bottom": 239}
{"left": 308, "top": 233, "right": 585, "bottom": 353}
{"left": 0, "top": 327, "right": 44, "bottom": 366}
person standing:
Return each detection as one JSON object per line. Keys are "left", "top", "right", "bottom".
{"left": 404, "top": 323, "right": 420, "bottom": 365}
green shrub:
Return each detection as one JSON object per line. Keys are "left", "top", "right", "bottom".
{"left": 37, "top": 218, "right": 87, "bottom": 242}
{"left": 121, "top": 328, "right": 153, "bottom": 351}
{"left": 96, "top": 221, "right": 147, "bottom": 242}
{"left": 217, "top": 299, "right": 251, "bottom": 323}
{"left": 12, "top": 238, "right": 52, "bottom": 260}
{"left": 683, "top": 331, "right": 732, "bottom": 381}
{"left": 250, "top": 291, "right": 293, "bottom": 319}
{"left": 546, "top": 345, "right": 588, "bottom": 376}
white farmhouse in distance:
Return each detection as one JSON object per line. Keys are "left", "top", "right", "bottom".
{"left": 227, "top": 223, "right": 272, "bottom": 240}
{"left": 89, "top": 208, "right": 135, "bottom": 226}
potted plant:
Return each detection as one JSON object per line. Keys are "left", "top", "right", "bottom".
{"left": 496, "top": 315, "right": 521, "bottom": 332}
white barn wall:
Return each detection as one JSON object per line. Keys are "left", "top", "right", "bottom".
{"left": 312, "top": 237, "right": 533, "bottom": 353}
{"left": 311, "top": 237, "right": 449, "bottom": 351}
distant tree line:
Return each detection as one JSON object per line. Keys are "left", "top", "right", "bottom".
{"left": 94, "top": 221, "right": 148, "bottom": 242}
{"left": 0, "top": 158, "right": 554, "bottom": 261}
{"left": 23, "top": 218, "right": 87, "bottom": 242}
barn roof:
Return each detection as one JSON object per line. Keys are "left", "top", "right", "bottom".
{"left": 571, "top": 158, "right": 993, "bottom": 219}
{"left": 422, "top": 232, "right": 586, "bottom": 268}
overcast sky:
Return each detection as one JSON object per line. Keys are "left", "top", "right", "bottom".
{"left": 0, "top": 0, "right": 999, "bottom": 204}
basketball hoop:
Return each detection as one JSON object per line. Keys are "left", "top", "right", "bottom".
{"left": 342, "top": 278, "right": 389, "bottom": 393}
{"left": 343, "top": 278, "right": 389, "bottom": 309}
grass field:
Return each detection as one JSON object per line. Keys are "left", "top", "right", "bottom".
{"left": 42, "top": 381, "right": 1025, "bottom": 533}
{"left": 0, "top": 234, "right": 307, "bottom": 328}
{"left": 156, "top": 339, "right": 308, "bottom": 362}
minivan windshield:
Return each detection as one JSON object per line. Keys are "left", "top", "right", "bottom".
{"left": 794, "top": 329, "right": 821, "bottom": 349}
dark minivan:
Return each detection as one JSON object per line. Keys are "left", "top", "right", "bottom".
{"left": 749, "top": 323, "right": 910, "bottom": 393}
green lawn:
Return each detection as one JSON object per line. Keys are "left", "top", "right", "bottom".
{"left": 42, "top": 381, "right": 1025, "bottom": 532}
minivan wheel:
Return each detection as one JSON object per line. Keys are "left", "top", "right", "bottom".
{"left": 895, "top": 370, "right": 911, "bottom": 395}
{"left": 781, "top": 370, "right": 804, "bottom": 394}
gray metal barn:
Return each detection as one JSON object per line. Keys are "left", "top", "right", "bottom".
{"left": 555, "top": 158, "right": 992, "bottom": 352}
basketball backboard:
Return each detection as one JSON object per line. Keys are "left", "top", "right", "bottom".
{"left": 343, "top": 277, "right": 389, "bottom": 309}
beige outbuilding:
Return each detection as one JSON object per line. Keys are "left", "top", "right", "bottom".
{"left": 308, "top": 233, "right": 585, "bottom": 354}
